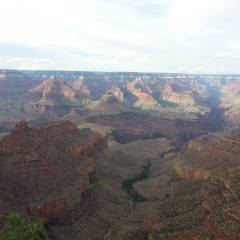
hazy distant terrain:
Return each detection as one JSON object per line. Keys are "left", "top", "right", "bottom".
{"left": 1, "top": 69, "right": 240, "bottom": 135}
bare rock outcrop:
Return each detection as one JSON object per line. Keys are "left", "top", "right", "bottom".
{"left": 106, "top": 86, "right": 124, "bottom": 103}
{"left": 174, "top": 161, "right": 209, "bottom": 180}
{"left": 161, "top": 83, "right": 195, "bottom": 106}
{"left": 0, "top": 70, "right": 33, "bottom": 101}
{"left": 127, "top": 79, "right": 159, "bottom": 110}
{"left": 186, "top": 140, "right": 205, "bottom": 152}
{"left": 0, "top": 121, "right": 106, "bottom": 233}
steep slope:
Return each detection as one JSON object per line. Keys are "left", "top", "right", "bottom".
{"left": 70, "top": 76, "right": 113, "bottom": 100}
{"left": 26, "top": 77, "right": 87, "bottom": 117}
{"left": 29, "top": 77, "right": 86, "bottom": 103}
{"left": 87, "top": 86, "right": 133, "bottom": 115}
{"left": 0, "top": 70, "right": 36, "bottom": 132}
{"left": 161, "top": 82, "right": 209, "bottom": 113}
{"left": 142, "top": 134, "right": 240, "bottom": 240}
{"left": 84, "top": 111, "right": 218, "bottom": 145}
{"left": 0, "top": 70, "right": 33, "bottom": 100}
{"left": 103, "top": 133, "right": 240, "bottom": 240}
{"left": 0, "top": 121, "right": 106, "bottom": 238}
{"left": 127, "top": 78, "right": 160, "bottom": 110}
{"left": 220, "top": 79, "right": 240, "bottom": 130}
{"left": 161, "top": 83, "right": 195, "bottom": 105}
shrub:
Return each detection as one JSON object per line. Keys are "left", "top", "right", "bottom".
{"left": 0, "top": 212, "right": 49, "bottom": 240}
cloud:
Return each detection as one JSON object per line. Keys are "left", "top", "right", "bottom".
{"left": 0, "top": 0, "right": 239, "bottom": 73}
{"left": 0, "top": 56, "right": 64, "bottom": 70}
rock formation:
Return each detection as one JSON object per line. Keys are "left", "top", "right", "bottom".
{"left": 127, "top": 78, "right": 160, "bottom": 110}
{"left": 29, "top": 77, "right": 83, "bottom": 101}
{"left": 0, "top": 70, "right": 33, "bottom": 101}
{"left": 26, "top": 77, "right": 87, "bottom": 117}
{"left": 161, "top": 83, "right": 195, "bottom": 106}
{"left": 1, "top": 70, "right": 240, "bottom": 239}
{"left": 106, "top": 86, "right": 124, "bottom": 103}
{"left": 220, "top": 80, "right": 240, "bottom": 130}
{"left": 142, "top": 134, "right": 240, "bottom": 240}
{"left": 85, "top": 111, "right": 215, "bottom": 145}
{"left": 0, "top": 121, "right": 106, "bottom": 237}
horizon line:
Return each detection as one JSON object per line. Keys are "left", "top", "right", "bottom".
{"left": 1, "top": 68, "right": 240, "bottom": 76}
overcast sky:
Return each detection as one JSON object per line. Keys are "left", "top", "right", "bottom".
{"left": 0, "top": 0, "right": 239, "bottom": 73}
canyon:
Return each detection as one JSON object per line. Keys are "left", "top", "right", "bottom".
{"left": 1, "top": 70, "right": 240, "bottom": 239}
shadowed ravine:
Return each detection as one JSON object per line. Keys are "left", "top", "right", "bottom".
{"left": 122, "top": 162, "right": 151, "bottom": 203}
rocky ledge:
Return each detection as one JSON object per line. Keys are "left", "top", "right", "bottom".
{"left": 0, "top": 120, "right": 106, "bottom": 234}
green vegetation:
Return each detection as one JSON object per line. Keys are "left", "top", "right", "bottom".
{"left": 0, "top": 213, "right": 49, "bottom": 240}
{"left": 122, "top": 162, "right": 151, "bottom": 202}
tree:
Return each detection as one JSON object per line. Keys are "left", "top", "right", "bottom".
{"left": 0, "top": 212, "right": 49, "bottom": 240}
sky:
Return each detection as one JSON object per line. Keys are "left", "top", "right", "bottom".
{"left": 0, "top": 0, "right": 240, "bottom": 73}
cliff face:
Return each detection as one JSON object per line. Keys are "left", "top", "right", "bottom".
{"left": 69, "top": 77, "right": 90, "bottom": 97}
{"left": 173, "top": 139, "right": 210, "bottom": 180}
{"left": 186, "top": 140, "right": 205, "bottom": 152}
{"left": 174, "top": 162, "right": 209, "bottom": 180}
{"left": 26, "top": 78, "right": 87, "bottom": 117}
{"left": 161, "top": 83, "right": 195, "bottom": 106}
{"left": 0, "top": 70, "right": 33, "bottom": 100}
{"left": 220, "top": 80, "right": 240, "bottom": 130}
{"left": 71, "top": 77, "right": 113, "bottom": 100}
{"left": 86, "top": 111, "right": 214, "bottom": 145}
{"left": 127, "top": 79, "right": 159, "bottom": 110}
{"left": 29, "top": 77, "right": 84, "bottom": 102}
{"left": 0, "top": 121, "right": 106, "bottom": 231}
{"left": 184, "top": 135, "right": 240, "bottom": 171}
{"left": 106, "top": 86, "right": 124, "bottom": 103}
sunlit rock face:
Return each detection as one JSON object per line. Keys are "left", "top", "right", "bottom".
{"left": 127, "top": 78, "right": 160, "bottom": 110}
{"left": 70, "top": 76, "right": 113, "bottom": 100}
{"left": 106, "top": 86, "right": 124, "bottom": 103}
{"left": 161, "top": 83, "right": 195, "bottom": 106}
{"left": 26, "top": 77, "right": 87, "bottom": 118}
{"left": 220, "top": 80, "right": 240, "bottom": 130}
{"left": 29, "top": 77, "right": 81, "bottom": 101}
